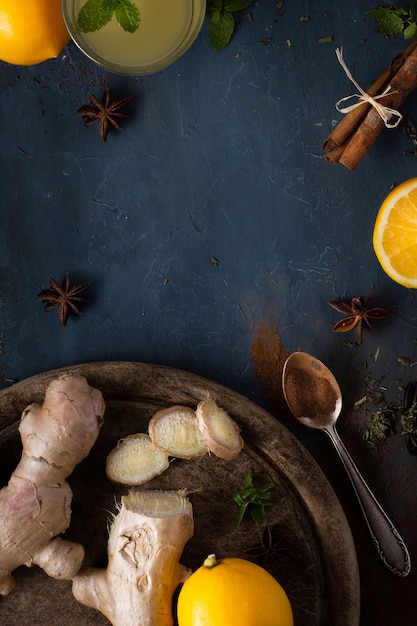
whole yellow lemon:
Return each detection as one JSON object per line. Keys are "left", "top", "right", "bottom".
{"left": 177, "top": 554, "right": 294, "bottom": 626}
{"left": 0, "top": 0, "right": 70, "bottom": 66}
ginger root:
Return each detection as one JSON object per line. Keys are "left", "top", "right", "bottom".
{"left": 106, "top": 433, "right": 170, "bottom": 485}
{"left": 196, "top": 398, "right": 243, "bottom": 461}
{"left": 148, "top": 405, "right": 208, "bottom": 459}
{"left": 73, "top": 489, "right": 194, "bottom": 626}
{"left": 106, "top": 400, "right": 244, "bottom": 487}
{"left": 0, "top": 373, "right": 105, "bottom": 596}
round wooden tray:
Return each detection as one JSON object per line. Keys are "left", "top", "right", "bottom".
{"left": 0, "top": 362, "right": 360, "bottom": 625}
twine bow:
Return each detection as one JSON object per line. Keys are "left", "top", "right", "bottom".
{"left": 334, "top": 47, "right": 402, "bottom": 128}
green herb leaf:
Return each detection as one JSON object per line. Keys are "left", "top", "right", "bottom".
{"left": 77, "top": 0, "right": 114, "bottom": 33}
{"left": 404, "top": 21, "right": 417, "bottom": 38}
{"left": 210, "top": 8, "right": 221, "bottom": 25}
{"left": 206, "top": 0, "right": 251, "bottom": 50}
{"left": 250, "top": 504, "right": 269, "bottom": 525}
{"left": 115, "top": 0, "right": 141, "bottom": 33}
{"left": 224, "top": 0, "right": 251, "bottom": 12}
{"left": 77, "top": 0, "right": 140, "bottom": 34}
{"left": 379, "top": 10, "right": 405, "bottom": 35}
{"left": 233, "top": 473, "right": 274, "bottom": 527}
{"left": 208, "top": 10, "right": 235, "bottom": 50}
{"left": 101, "top": 0, "right": 120, "bottom": 12}
{"left": 364, "top": 405, "right": 397, "bottom": 452}
{"left": 411, "top": 0, "right": 417, "bottom": 22}
{"left": 367, "top": 5, "right": 415, "bottom": 38}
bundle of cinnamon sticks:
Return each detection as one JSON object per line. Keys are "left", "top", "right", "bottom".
{"left": 323, "top": 41, "right": 417, "bottom": 170}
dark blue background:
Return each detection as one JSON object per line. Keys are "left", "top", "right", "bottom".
{"left": 1, "top": 2, "right": 417, "bottom": 623}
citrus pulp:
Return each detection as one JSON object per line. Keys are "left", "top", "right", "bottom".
{"left": 373, "top": 178, "right": 417, "bottom": 288}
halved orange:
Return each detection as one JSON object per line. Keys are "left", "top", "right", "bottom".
{"left": 373, "top": 178, "right": 417, "bottom": 288}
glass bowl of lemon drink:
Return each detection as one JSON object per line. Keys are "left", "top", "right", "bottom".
{"left": 61, "top": 0, "right": 206, "bottom": 75}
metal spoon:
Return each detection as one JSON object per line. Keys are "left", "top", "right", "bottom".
{"left": 282, "top": 351, "right": 411, "bottom": 577}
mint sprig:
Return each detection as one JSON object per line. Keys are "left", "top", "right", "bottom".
{"left": 207, "top": 0, "right": 252, "bottom": 51}
{"left": 233, "top": 473, "right": 274, "bottom": 527}
{"left": 367, "top": 1, "right": 417, "bottom": 39}
{"left": 77, "top": 0, "right": 140, "bottom": 34}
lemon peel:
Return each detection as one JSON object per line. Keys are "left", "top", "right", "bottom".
{"left": 373, "top": 178, "right": 417, "bottom": 288}
{"left": 0, "top": 0, "right": 70, "bottom": 66}
{"left": 177, "top": 554, "right": 294, "bottom": 626}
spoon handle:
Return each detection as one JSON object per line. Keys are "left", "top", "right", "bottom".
{"left": 325, "top": 425, "right": 411, "bottom": 577}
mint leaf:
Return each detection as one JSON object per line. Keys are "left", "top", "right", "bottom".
{"left": 209, "top": 11, "right": 235, "bottom": 50}
{"left": 101, "top": 0, "right": 120, "bottom": 11}
{"left": 410, "top": 0, "right": 417, "bottom": 23}
{"left": 77, "top": 0, "right": 114, "bottom": 32}
{"left": 250, "top": 503, "right": 272, "bottom": 525}
{"left": 367, "top": 8, "right": 405, "bottom": 36}
{"left": 207, "top": 0, "right": 251, "bottom": 49}
{"left": 206, "top": 1, "right": 223, "bottom": 19}
{"left": 115, "top": 0, "right": 141, "bottom": 33}
{"left": 224, "top": 0, "right": 251, "bottom": 12}
{"left": 404, "top": 21, "right": 417, "bottom": 38}
{"left": 210, "top": 8, "right": 221, "bottom": 24}
{"left": 381, "top": 11, "right": 406, "bottom": 34}
{"left": 233, "top": 474, "right": 274, "bottom": 528}
{"left": 77, "top": 0, "right": 140, "bottom": 34}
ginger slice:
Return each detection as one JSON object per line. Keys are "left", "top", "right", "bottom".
{"left": 72, "top": 489, "right": 194, "bottom": 626}
{"left": 148, "top": 405, "right": 208, "bottom": 459}
{"left": 196, "top": 398, "right": 243, "bottom": 461}
{"left": 106, "top": 433, "right": 169, "bottom": 485}
{"left": 123, "top": 488, "right": 192, "bottom": 518}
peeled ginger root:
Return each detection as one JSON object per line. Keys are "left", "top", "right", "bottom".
{"left": 73, "top": 489, "right": 194, "bottom": 626}
{"left": 105, "top": 398, "right": 244, "bottom": 486}
{"left": 0, "top": 374, "right": 105, "bottom": 596}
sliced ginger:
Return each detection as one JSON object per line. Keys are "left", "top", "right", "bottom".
{"left": 105, "top": 399, "right": 244, "bottom": 487}
{"left": 196, "top": 398, "right": 244, "bottom": 461}
{"left": 148, "top": 405, "right": 208, "bottom": 458}
{"left": 106, "top": 433, "right": 169, "bottom": 485}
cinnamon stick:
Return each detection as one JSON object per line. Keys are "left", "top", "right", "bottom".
{"left": 324, "top": 143, "right": 346, "bottom": 164}
{"left": 323, "top": 40, "right": 417, "bottom": 155}
{"left": 339, "top": 45, "right": 417, "bottom": 170}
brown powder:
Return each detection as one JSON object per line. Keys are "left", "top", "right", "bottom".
{"left": 250, "top": 321, "right": 291, "bottom": 414}
{"left": 284, "top": 367, "right": 338, "bottom": 420}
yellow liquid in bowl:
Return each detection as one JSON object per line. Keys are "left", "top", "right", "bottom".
{"left": 65, "top": 0, "right": 203, "bottom": 73}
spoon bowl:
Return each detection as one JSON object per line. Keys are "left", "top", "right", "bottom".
{"left": 282, "top": 351, "right": 411, "bottom": 577}
{"left": 282, "top": 350, "right": 343, "bottom": 428}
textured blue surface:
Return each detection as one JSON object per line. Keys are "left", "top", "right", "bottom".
{"left": 1, "top": 2, "right": 417, "bottom": 623}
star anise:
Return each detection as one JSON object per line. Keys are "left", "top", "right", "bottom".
{"left": 77, "top": 89, "right": 132, "bottom": 142}
{"left": 37, "top": 272, "right": 92, "bottom": 327}
{"left": 328, "top": 296, "right": 388, "bottom": 345}
{"left": 244, "top": 524, "right": 287, "bottom": 563}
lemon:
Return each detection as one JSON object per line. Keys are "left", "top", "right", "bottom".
{"left": 177, "top": 553, "right": 294, "bottom": 626}
{"left": 373, "top": 178, "right": 417, "bottom": 288}
{"left": 0, "top": 0, "right": 70, "bottom": 66}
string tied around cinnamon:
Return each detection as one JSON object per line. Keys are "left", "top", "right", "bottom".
{"left": 334, "top": 47, "right": 402, "bottom": 129}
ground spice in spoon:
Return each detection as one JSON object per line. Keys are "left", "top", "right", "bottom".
{"left": 284, "top": 366, "right": 338, "bottom": 420}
